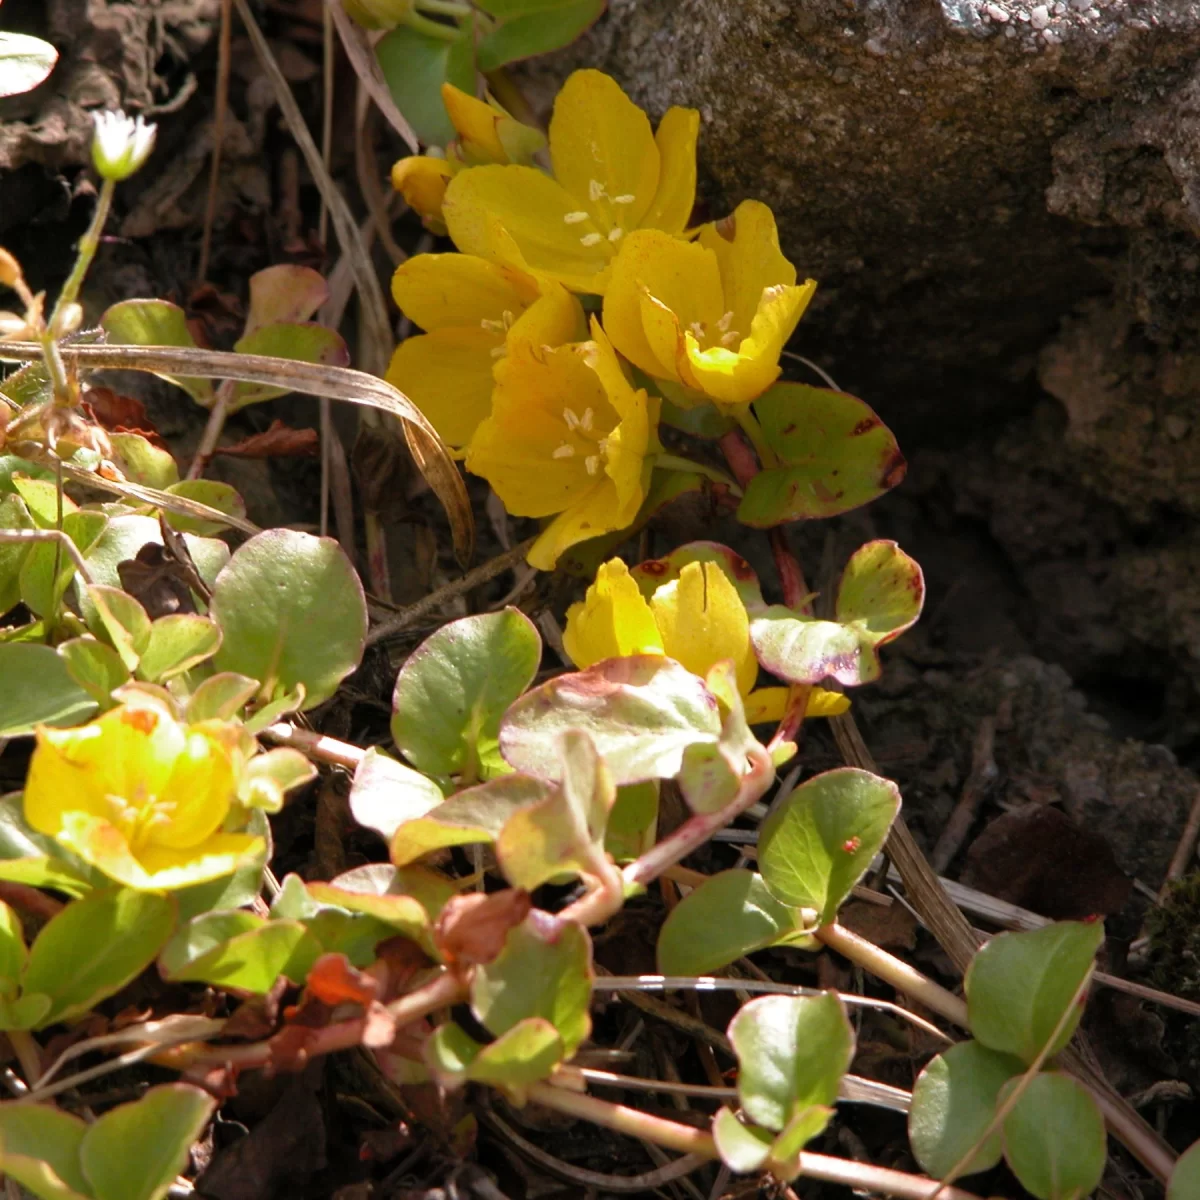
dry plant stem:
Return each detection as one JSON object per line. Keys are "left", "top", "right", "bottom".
{"left": 1160, "top": 784, "right": 1200, "bottom": 895}
{"left": 187, "top": 379, "right": 234, "bottom": 479}
{"left": 197, "top": 0, "right": 232, "bottom": 284}
{"left": 366, "top": 538, "right": 536, "bottom": 646}
{"left": 816, "top": 922, "right": 969, "bottom": 1028}
{"left": 0, "top": 340, "right": 473, "bottom": 560}
{"left": 528, "top": 1079, "right": 984, "bottom": 1200}
{"left": 262, "top": 722, "right": 364, "bottom": 769}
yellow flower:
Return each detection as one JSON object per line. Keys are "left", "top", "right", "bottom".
{"left": 563, "top": 557, "right": 850, "bottom": 724}
{"left": 442, "top": 69, "right": 699, "bottom": 294}
{"left": 603, "top": 200, "right": 817, "bottom": 410}
{"left": 391, "top": 84, "right": 545, "bottom": 234}
{"left": 386, "top": 254, "right": 586, "bottom": 450}
{"left": 24, "top": 698, "right": 263, "bottom": 891}
{"left": 466, "top": 318, "right": 659, "bottom": 571}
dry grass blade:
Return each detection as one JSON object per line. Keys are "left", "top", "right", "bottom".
{"left": 329, "top": 0, "right": 420, "bottom": 153}
{"left": 0, "top": 341, "right": 474, "bottom": 561}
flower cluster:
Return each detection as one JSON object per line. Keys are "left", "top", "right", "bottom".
{"left": 23, "top": 694, "right": 312, "bottom": 891}
{"left": 388, "top": 69, "right": 816, "bottom": 570}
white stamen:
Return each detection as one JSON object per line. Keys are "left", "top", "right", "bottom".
{"left": 563, "top": 211, "right": 590, "bottom": 224}
{"left": 689, "top": 321, "right": 705, "bottom": 340}
{"left": 717, "top": 310, "right": 735, "bottom": 332}
{"left": 720, "top": 330, "right": 741, "bottom": 347}
{"left": 552, "top": 443, "right": 576, "bottom": 460}
{"left": 480, "top": 317, "right": 506, "bottom": 333}
{"left": 501, "top": 309, "right": 515, "bottom": 330}
{"left": 580, "top": 233, "right": 603, "bottom": 247}
{"left": 607, "top": 227, "right": 624, "bottom": 243}
{"left": 612, "top": 193, "right": 636, "bottom": 204}
{"left": 580, "top": 407, "right": 595, "bottom": 433}
{"left": 563, "top": 408, "right": 580, "bottom": 431}
{"left": 588, "top": 179, "right": 606, "bottom": 202}
{"left": 585, "top": 455, "right": 601, "bottom": 475}
{"left": 490, "top": 346, "right": 506, "bottom": 359}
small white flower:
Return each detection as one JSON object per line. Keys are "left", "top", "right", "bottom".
{"left": 90, "top": 109, "right": 157, "bottom": 181}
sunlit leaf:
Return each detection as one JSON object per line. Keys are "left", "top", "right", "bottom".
{"left": 475, "top": 0, "right": 606, "bottom": 71}
{"left": 0, "top": 31, "right": 58, "bottom": 98}
{"left": 712, "top": 1107, "right": 773, "bottom": 1174}
{"left": 392, "top": 608, "right": 540, "bottom": 778}
{"left": 965, "top": 921, "right": 1102, "bottom": 1065}
{"left": 58, "top": 636, "right": 130, "bottom": 707}
{"left": 658, "top": 869, "right": 800, "bottom": 975}
{"left": 0, "top": 644, "right": 97, "bottom": 736}
{"left": 136, "top": 614, "right": 221, "bottom": 682}
{"left": 375, "top": 21, "right": 475, "bottom": 146}
{"left": 159, "top": 911, "right": 311, "bottom": 994}
{"left": 229, "top": 323, "right": 349, "bottom": 409}
{"left": 908, "top": 1040, "right": 1024, "bottom": 1179}
{"left": 100, "top": 300, "right": 214, "bottom": 406}
{"left": 349, "top": 748, "right": 446, "bottom": 843}
{"left": 757, "top": 767, "right": 901, "bottom": 922}
{"left": 0, "top": 1102, "right": 89, "bottom": 1200}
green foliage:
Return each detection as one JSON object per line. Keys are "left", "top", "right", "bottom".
{"left": 211, "top": 529, "right": 367, "bottom": 710}
{"left": 474, "top": 0, "right": 606, "bottom": 71}
{"left": 965, "top": 921, "right": 1103, "bottom": 1064}
{"left": 1000, "top": 1073, "right": 1106, "bottom": 1200}
{"left": 757, "top": 767, "right": 901, "bottom": 922}
{"left": 750, "top": 541, "right": 923, "bottom": 687}
{"left": 391, "top": 608, "right": 540, "bottom": 778}
{"left": 1170, "top": 1140, "right": 1200, "bottom": 1200}
{"left": 0, "top": 644, "right": 96, "bottom": 734}
{"left": 737, "top": 385, "right": 905, "bottom": 527}
{"left": 159, "top": 911, "right": 310, "bottom": 993}
{"left": 376, "top": 23, "right": 475, "bottom": 146}
{"left": 0, "top": 30, "right": 58, "bottom": 98}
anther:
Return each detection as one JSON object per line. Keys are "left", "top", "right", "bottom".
{"left": 588, "top": 179, "right": 606, "bottom": 201}
{"left": 563, "top": 408, "right": 580, "bottom": 431}
{"left": 563, "top": 211, "right": 590, "bottom": 224}
{"left": 612, "top": 194, "right": 636, "bottom": 204}
{"left": 717, "top": 311, "right": 735, "bottom": 332}
{"left": 580, "top": 407, "right": 595, "bottom": 433}
{"left": 720, "top": 330, "right": 741, "bottom": 347}
{"left": 689, "top": 321, "right": 706, "bottom": 340}
{"left": 580, "top": 233, "right": 603, "bottom": 247}
{"left": 552, "top": 444, "right": 576, "bottom": 459}
{"left": 585, "top": 455, "right": 600, "bottom": 475}
{"left": 607, "top": 227, "right": 623, "bottom": 243}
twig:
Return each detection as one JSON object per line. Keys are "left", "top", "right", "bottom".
{"left": 930, "top": 714, "right": 997, "bottom": 873}
{"left": 366, "top": 538, "right": 535, "bottom": 646}
{"left": 1160, "top": 785, "right": 1200, "bottom": 897}
{"left": 261, "top": 722, "right": 365, "bottom": 769}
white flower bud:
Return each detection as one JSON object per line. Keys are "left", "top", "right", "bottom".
{"left": 90, "top": 109, "right": 157, "bottom": 181}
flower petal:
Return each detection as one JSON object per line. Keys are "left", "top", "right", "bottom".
{"left": 135, "top": 833, "right": 264, "bottom": 890}
{"left": 684, "top": 280, "right": 816, "bottom": 407}
{"left": 391, "top": 253, "right": 541, "bottom": 332}
{"left": 507, "top": 284, "right": 588, "bottom": 354}
{"left": 153, "top": 730, "right": 236, "bottom": 849}
{"left": 466, "top": 343, "right": 609, "bottom": 517}
{"left": 641, "top": 106, "right": 700, "bottom": 234}
{"left": 563, "top": 558, "right": 663, "bottom": 667}
{"left": 53, "top": 811, "right": 156, "bottom": 890}
{"left": 698, "top": 199, "right": 797, "bottom": 335}
{"left": 651, "top": 561, "right": 758, "bottom": 695}
{"left": 604, "top": 230, "right": 723, "bottom": 381}
{"left": 743, "top": 686, "right": 850, "bottom": 725}
{"left": 24, "top": 726, "right": 107, "bottom": 836}
{"left": 527, "top": 481, "right": 622, "bottom": 571}
{"left": 444, "top": 165, "right": 612, "bottom": 292}
{"left": 391, "top": 156, "right": 453, "bottom": 233}
{"left": 549, "top": 69, "right": 659, "bottom": 232}
{"left": 386, "top": 328, "right": 501, "bottom": 449}
{"left": 442, "top": 83, "right": 509, "bottom": 164}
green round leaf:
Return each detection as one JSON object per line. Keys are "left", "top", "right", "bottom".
{"left": 211, "top": 528, "right": 367, "bottom": 710}
{"left": 908, "top": 1040, "right": 1024, "bottom": 1179}
{"left": 162, "top": 480, "right": 247, "bottom": 536}
{"left": 757, "top": 767, "right": 901, "bottom": 922}
{"left": 1169, "top": 1140, "right": 1200, "bottom": 1200}
{"left": 500, "top": 656, "right": 723, "bottom": 785}
{"left": 712, "top": 1107, "right": 773, "bottom": 1174}
{"left": 100, "top": 300, "right": 213, "bottom": 405}
{"left": 159, "top": 911, "right": 309, "bottom": 994}
{"left": 0, "top": 32, "right": 58, "bottom": 98}
{"left": 471, "top": 913, "right": 592, "bottom": 1057}
{"left": 58, "top": 636, "right": 131, "bottom": 706}
{"left": 244, "top": 265, "right": 330, "bottom": 335}
{"left": 737, "top": 384, "right": 905, "bottom": 527}
{"left": 965, "top": 921, "right": 1103, "bottom": 1065}
{"left": 0, "top": 644, "right": 97, "bottom": 736}
{"left": 375, "top": 22, "right": 475, "bottom": 146}
{"left": 136, "top": 614, "right": 222, "bottom": 682}
{"left": 476, "top": 0, "right": 606, "bottom": 71}
{"left": 604, "top": 780, "right": 659, "bottom": 862}
{"left": 1001, "top": 1073, "right": 1106, "bottom": 1200}
{"left": 0, "top": 1103, "right": 89, "bottom": 1198}
{"left": 80, "top": 1083, "right": 216, "bottom": 1200}
{"left": 657, "top": 869, "right": 799, "bottom": 975}
{"left": 392, "top": 608, "right": 541, "bottom": 777}
{"left": 229, "top": 323, "right": 349, "bottom": 409}
{"left": 22, "top": 888, "right": 177, "bottom": 1028}
{"left": 728, "top": 992, "right": 854, "bottom": 1133}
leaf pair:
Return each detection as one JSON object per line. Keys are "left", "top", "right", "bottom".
{"left": 909, "top": 921, "right": 1107, "bottom": 1200}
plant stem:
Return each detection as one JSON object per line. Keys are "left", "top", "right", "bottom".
{"left": 49, "top": 177, "right": 115, "bottom": 337}
{"left": 561, "top": 746, "right": 776, "bottom": 927}
{"left": 402, "top": 8, "right": 463, "bottom": 41}
{"left": 528, "top": 1077, "right": 987, "bottom": 1200}
{"left": 187, "top": 380, "right": 234, "bottom": 479}
{"left": 733, "top": 406, "right": 779, "bottom": 468}
{"left": 6, "top": 1030, "right": 42, "bottom": 1087}
{"left": 261, "top": 722, "right": 366, "bottom": 769}
{"left": 816, "top": 921, "right": 969, "bottom": 1028}
{"left": 415, "top": 0, "right": 470, "bottom": 16}
{"left": 653, "top": 452, "right": 742, "bottom": 496}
